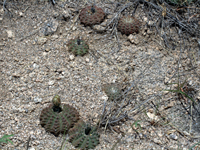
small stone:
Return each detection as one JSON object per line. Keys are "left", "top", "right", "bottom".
{"left": 57, "top": 68, "right": 65, "bottom": 73}
{"left": 51, "top": 35, "right": 59, "bottom": 40}
{"left": 29, "top": 72, "right": 35, "bottom": 78}
{"left": 45, "top": 48, "right": 50, "bottom": 52}
{"left": 62, "top": 10, "right": 70, "bottom": 20}
{"left": 147, "top": 112, "right": 159, "bottom": 121}
{"left": 28, "top": 147, "right": 35, "bottom": 150}
{"left": 72, "top": 26, "right": 77, "bottom": 31}
{"left": 128, "top": 34, "right": 141, "bottom": 45}
{"left": 102, "top": 95, "right": 108, "bottom": 101}
{"left": 6, "top": 30, "right": 15, "bottom": 38}
{"left": 33, "top": 63, "right": 39, "bottom": 69}
{"left": 147, "top": 29, "right": 153, "bottom": 34}
{"left": 169, "top": 134, "right": 178, "bottom": 140}
{"left": 19, "top": 12, "right": 24, "bottom": 17}
{"left": 153, "top": 138, "right": 162, "bottom": 144}
{"left": 34, "top": 97, "right": 42, "bottom": 103}
{"left": 85, "top": 58, "right": 90, "bottom": 62}
{"left": 12, "top": 72, "right": 20, "bottom": 78}
{"left": 107, "top": 15, "right": 113, "bottom": 19}
{"left": 69, "top": 55, "right": 75, "bottom": 60}
{"left": 123, "top": 41, "right": 130, "bottom": 46}
{"left": 53, "top": 12, "right": 59, "bottom": 18}
{"left": 48, "top": 80, "right": 55, "bottom": 86}
{"left": 93, "top": 25, "right": 105, "bottom": 32}
{"left": 148, "top": 20, "right": 154, "bottom": 26}
{"left": 37, "top": 37, "right": 47, "bottom": 45}
{"left": 143, "top": 16, "right": 148, "bottom": 22}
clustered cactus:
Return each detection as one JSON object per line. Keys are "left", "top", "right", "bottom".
{"left": 67, "top": 37, "right": 89, "bottom": 56}
{"left": 68, "top": 120, "right": 100, "bottom": 150}
{"left": 79, "top": 5, "right": 105, "bottom": 26}
{"left": 39, "top": 95, "right": 80, "bottom": 136}
{"left": 117, "top": 15, "right": 141, "bottom": 35}
{"left": 40, "top": 95, "right": 100, "bottom": 149}
{"left": 102, "top": 83, "right": 123, "bottom": 101}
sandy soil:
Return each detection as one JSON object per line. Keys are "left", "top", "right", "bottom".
{"left": 0, "top": 0, "right": 200, "bottom": 150}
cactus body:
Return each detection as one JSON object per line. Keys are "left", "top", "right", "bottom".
{"left": 40, "top": 102, "right": 79, "bottom": 136}
{"left": 79, "top": 6, "right": 105, "bottom": 26}
{"left": 117, "top": 15, "right": 141, "bottom": 35}
{"left": 102, "top": 83, "right": 122, "bottom": 101}
{"left": 68, "top": 120, "right": 100, "bottom": 149}
{"left": 68, "top": 38, "right": 89, "bottom": 56}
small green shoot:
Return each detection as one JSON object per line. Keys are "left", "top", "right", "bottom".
{"left": 131, "top": 120, "right": 142, "bottom": 134}
{"left": 164, "top": 80, "right": 196, "bottom": 104}
{"left": 0, "top": 134, "right": 14, "bottom": 145}
{"left": 189, "top": 141, "right": 200, "bottom": 150}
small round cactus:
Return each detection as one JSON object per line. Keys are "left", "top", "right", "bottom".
{"left": 67, "top": 38, "right": 89, "bottom": 56}
{"left": 117, "top": 15, "right": 141, "bottom": 35}
{"left": 79, "top": 5, "right": 105, "bottom": 26}
{"left": 102, "top": 83, "right": 122, "bottom": 101}
{"left": 68, "top": 120, "right": 100, "bottom": 149}
{"left": 40, "top": 95, "right": 80, "bottom": 136}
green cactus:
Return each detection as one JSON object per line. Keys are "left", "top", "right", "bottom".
{"left": 117, "top": 15, "right": 141, "bottom": 35}
{"left": 67, "top": 38, "right": 89, "bottom": 56}
{"left": 40, "top": 95, "right": 80, "bottom": 136}
{"left": 102, "top": 83, "right": 122, "bottom": 101}
{"left": 68, "top": 120, "right": 100, "bottom": 150}
{"left": 79, "top": 5, "right": 105, "bottom": 26}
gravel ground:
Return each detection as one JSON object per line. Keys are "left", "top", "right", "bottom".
{"left": 0, "top": 0, "right": 200, "bottom": 150}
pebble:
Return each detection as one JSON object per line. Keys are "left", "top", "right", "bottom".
{"left": 6, "top": 30, "right": 15, "bottom": 38}
{"left": 69, "top": 55, "right": 75, "bottom": 60}
{"left": 12, "top": 73, "right": 21, "bottom": 78}
{"left": 62, "top": 10, "right": 70, "bottom": 20}
{"left": 93, "top": 25, "right": 105, "bottom": 32}
{"left": 33, "top": 63, "right": 39, "bottom": 69}
{"left": 48, "top": 80, "right": 55, "bottom": 86}
{"left": 169, "top": 134, "right": 178, "bottom": 140}
{"left": 19, "top": 12, "right": 24, "bottom": 17}
{"left": 148, "top": 20, "right": 154, "bottom": 26}
{"left": 29, "top": 72, "right": 35, "bottom": 78}
{"left": 34, "top": 97, "right": 42, "bottom": 103}
{"left": 51, "top": 35, "right": 59, "bottom": 40}
{"left": 128, "top": 34, "right": 141, "bottom": 45}
{"left": 85, "top": 58, "right": 90, "bottom": 62}
{"left": 37, "top": 37, "right": 47, "bottom": 45}
{"left": 153, "top": 138, "right": 162, "bottom": 144}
